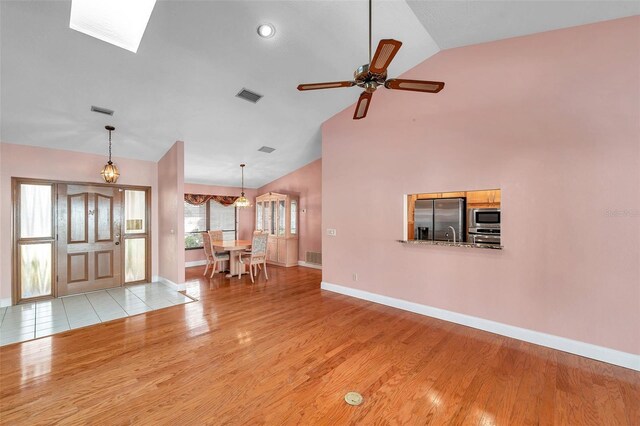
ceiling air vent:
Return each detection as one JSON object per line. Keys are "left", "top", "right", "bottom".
{"left": 91, "top": 105, "right": 114, "bottom": 116}
{"left": 258, "top": 146, "right": 276, "bottom": 154}
{"left": 236, "top": 88, "right": 263, "bottom": 103}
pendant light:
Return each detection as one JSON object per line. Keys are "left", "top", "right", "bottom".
{"left": 235, "top": 164, "right": 250, "bottom": 208}
{"left": 100, "top": 125, "right": 120, "bottom": 183}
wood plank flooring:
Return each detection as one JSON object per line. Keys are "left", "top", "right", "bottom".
{"left": 1, "top": 265, "right": 638, "bottom": 424}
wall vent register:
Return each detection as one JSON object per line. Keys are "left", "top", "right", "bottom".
{"left": 305, "top": 251, "right": 322, "bottom": 265}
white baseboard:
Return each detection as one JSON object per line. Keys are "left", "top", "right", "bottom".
{"left": 186, "top": 260, "right": 207, "bottom": 268}
{"left": 0, "top": 297, "right": 12, "bottom": 307}
{"left": 298, "top": 261, "right": 322, "bottom": 270}
{"left": 154, "top": 275, "right": 186, "bottom": 291}
{"left": 320, "top": 281, "right": 640, "bottom": 372}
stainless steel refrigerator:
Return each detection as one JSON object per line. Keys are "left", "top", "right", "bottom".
{"left": 414, "top": 198, "right": 466, "bottom": 242}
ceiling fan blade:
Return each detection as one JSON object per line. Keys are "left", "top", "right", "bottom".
{"left": 297, "top": 81, "right": 355, "bottom": 91}
{"left": 369, "top": 39, "right": 402, "bottom": 75}
{"left": 384, "top": 79, "right": 445, "bottom": 93}
{"left": 353, "top": 91, "right": 372, "bottom": 120}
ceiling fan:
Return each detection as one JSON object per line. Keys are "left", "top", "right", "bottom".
{"left": 297, "top": 0, "right": 445, "bottom": 120}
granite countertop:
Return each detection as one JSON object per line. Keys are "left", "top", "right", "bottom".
{"left": 397, "top": 240, "right": 503, "bottom": 250}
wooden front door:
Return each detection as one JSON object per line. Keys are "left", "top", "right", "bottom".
{"left": 57, "top": 184, "right": 123, "bottom": 296}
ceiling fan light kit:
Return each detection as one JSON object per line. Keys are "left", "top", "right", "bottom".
{"left": 296, "top": 0, "right": 445, "bottom": 120}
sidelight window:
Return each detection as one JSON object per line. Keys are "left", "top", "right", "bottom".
{"left": 16, "top": 183, "right": 55, "bottom": 300}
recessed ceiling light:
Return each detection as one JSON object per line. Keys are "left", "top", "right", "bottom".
{"left": 257, "top": 23, "right": 276, "bottom": 39}
{"left": 70, "top": 0, "right": 157, "bottom": 53}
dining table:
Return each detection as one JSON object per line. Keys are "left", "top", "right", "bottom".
{"left": 210, "top": 239, "right": 252, "bottom": 278}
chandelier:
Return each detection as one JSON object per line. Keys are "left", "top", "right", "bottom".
{"left": 235, "top": 164, "right": 250, "bottom": 208}
{"left": 100, "top": 125, "right": 120, "bottom": 183}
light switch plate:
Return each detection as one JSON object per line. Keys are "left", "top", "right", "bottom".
{"left": 327, "top": 228, "right": 337, "bottom": 236}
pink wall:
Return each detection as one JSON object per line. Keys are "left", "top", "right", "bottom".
{"left": 322, "top": 17, "right": 640, "bottom": 355}
{"left": 157, "top": 141, "right": 185, "bottom": 285}
{"left": 258, "top": 159, "right": 322, "bottom": 262}
{"left": 183, "top": 183, "right": 257, "bottom": 264}
{"left": 0, "top": 142, "right": 159, "bottom": 303}
{"left": 0, "top": 145, "right": 3, "bottom": 301}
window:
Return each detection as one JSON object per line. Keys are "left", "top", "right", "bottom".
{"left": 124, "top": 190, "right": 146, "bottom": 234}
{"left": 210, "top": 201, "right": 236, "bottom": 241}
{"left": 184, "top": 202, "right": 207, "bottom": 248}
{"left": 124, "top": 189, "right": 149, "bottom": 283}
{"left": 184, "top": 199, "right": 237, "bottom": 249}
{"left": 17, "top": 183, "right": 55, "bottom": 300}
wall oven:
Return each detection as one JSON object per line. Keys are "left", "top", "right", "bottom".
{"left": 469, "top": 233, "right": 501, "bottom": 245}
{"left": 468, "top": 208, "right": 501, "bottom": 245}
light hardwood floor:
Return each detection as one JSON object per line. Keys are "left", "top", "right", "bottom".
{"left": 1, "top": 266, "right": 638, "bottom": 424}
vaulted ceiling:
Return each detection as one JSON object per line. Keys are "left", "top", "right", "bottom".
{"left": 1, "top": 1, "right": 637, "bottom": 187}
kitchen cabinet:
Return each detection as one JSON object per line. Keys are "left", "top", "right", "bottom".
{"left": 255, "top": 192, "right": 299, "bottom": 267}
{"left": 466, "top": 189, "right": 500, "bottom": 207}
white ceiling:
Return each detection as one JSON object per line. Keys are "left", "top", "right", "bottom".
{"left": 1, "top": 1, "right": 637, "bottom": 187}
{"left": 408, "top": 1, "right": 639, "bottom": 50}
{"left": 0, "top": 0, "right": 437, "bottom": 187}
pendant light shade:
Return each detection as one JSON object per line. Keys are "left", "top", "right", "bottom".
{"left": 235, "top": 164, "right": 250, "bottom": 208}
{"left": 101, "top": 162, "right": 120, "bottom": 183}
{"left": 235, "top": 195, "right": 250, "bottom": 208}
{"left": 101, "top": 125, "right": 120, "bottom": 183}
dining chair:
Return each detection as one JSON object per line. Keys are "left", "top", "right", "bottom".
{"left": 202, "top": 230, "right": 230, "bottom": 278}
{"left": 238, "top": 232, "right": 268, "bottom": 283}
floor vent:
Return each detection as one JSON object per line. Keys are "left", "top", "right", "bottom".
{"left": 236, "top": 88, "right": 263, "bottom": 103}
{"left": 344, "top": 392, "right": 364, "bottom": 406}
{"left": 305, "top": 251, "right": 322, "bottom": 265}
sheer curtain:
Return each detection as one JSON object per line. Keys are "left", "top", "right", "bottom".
{"left": 20, "top": 184, "right": 52, "bottom": 238}
{"left": 19, "top": 184, "right": 53, "bottom": 298}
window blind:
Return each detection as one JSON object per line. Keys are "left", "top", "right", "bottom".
{"left": 210, "top": 201, "right": 236, "bottom": 241}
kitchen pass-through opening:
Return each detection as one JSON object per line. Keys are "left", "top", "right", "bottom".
{"left": 405, "top": 189, "right": 501, "bottom": 247}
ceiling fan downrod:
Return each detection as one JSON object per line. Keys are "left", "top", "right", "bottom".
{"left": 296, "top": 0, "right": 445, "bottom": 120}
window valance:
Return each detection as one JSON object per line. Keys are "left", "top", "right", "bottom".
{"left": 184, "top": 194, "right": 238, "bottom": 207}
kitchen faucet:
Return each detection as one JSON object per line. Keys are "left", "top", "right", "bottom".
{"left": 447, "top": 226, "right": 457, "bottom": 243}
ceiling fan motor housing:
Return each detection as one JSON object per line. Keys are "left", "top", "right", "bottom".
{"left": 354, "top": 64, "right": 386, "bottom": 93}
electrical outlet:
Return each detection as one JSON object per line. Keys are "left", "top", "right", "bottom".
{"left": 327, "top": 228, "right": 337, "bottom": 236}
{"left": 352, "top": 273, "right": 358, "bottom": 281}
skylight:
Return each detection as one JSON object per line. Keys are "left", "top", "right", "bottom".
{"left": 69, "top": 0, "right": 157, "bottom": 53}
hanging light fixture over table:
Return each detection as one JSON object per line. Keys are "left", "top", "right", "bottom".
{"left": 101, "top": 125, "right": 120, "bottom": 183}
{"left": 235, "top": 164, "right": 250, "bottom": 208}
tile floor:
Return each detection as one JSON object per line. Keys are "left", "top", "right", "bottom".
{"left": 0, "top": 283, "right": 194, "bottom": 346}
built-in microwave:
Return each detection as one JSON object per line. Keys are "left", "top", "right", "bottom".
{"left": 469, "top": 208, "right": 500, "bottom": 230}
